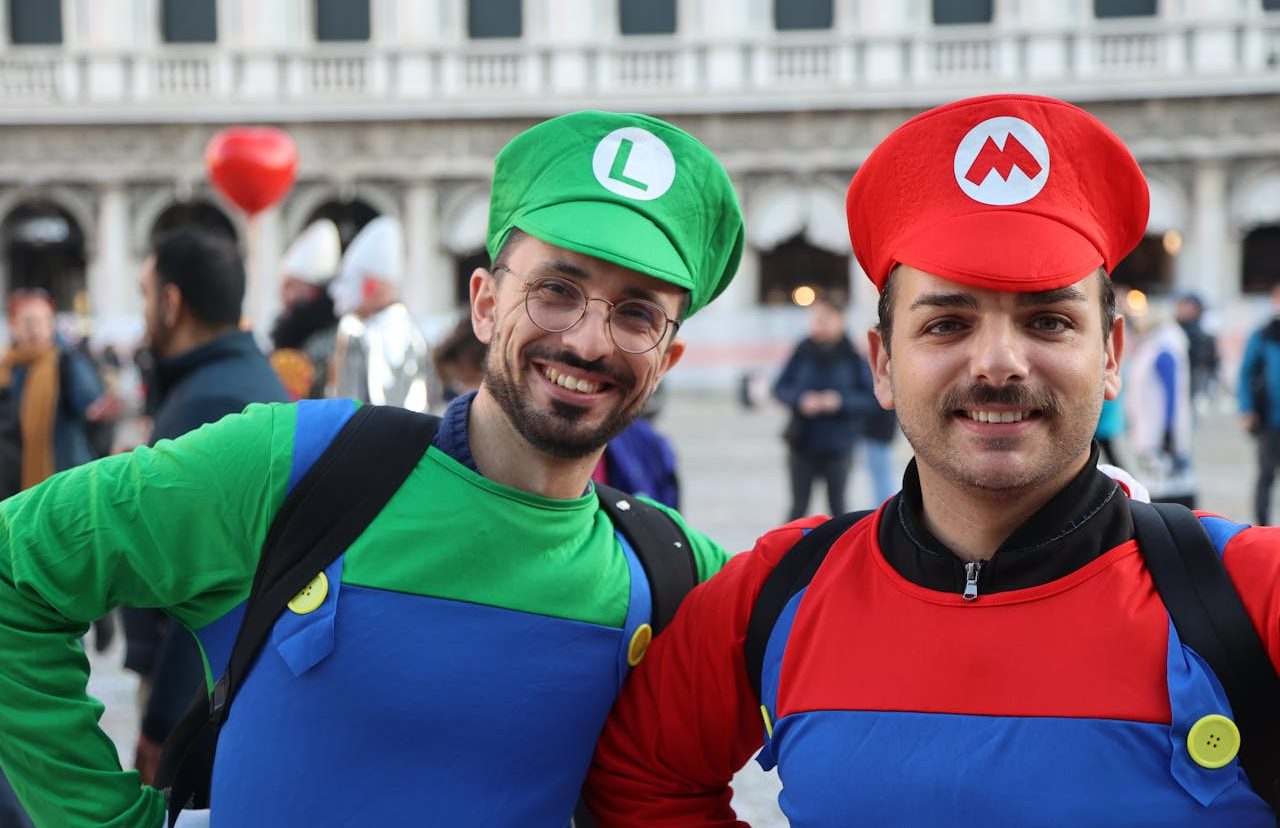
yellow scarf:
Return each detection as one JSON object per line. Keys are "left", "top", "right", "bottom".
{"left": 0, "top": 345, "right": 59, "bottom": 489}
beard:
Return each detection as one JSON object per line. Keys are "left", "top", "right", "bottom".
{"left": 482, "top": 335, "right": 642, "bottom": 460}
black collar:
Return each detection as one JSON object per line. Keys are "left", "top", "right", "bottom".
{"left": 879, "top": 443, "right": 1134, "bottom": 595}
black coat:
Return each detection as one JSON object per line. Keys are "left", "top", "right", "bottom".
{"left": 124, "top": 330, "right": 289, "bottom": 743}
{"left": 773, "top": 335, "right": 883, "bottom": 454}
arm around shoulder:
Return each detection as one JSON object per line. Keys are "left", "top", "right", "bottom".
{"left": 584, "top": 521, "right": 819, "bottom": 826}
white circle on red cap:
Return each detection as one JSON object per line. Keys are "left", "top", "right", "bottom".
{"left": 592, "top": 127, "right": 676, "bottom": 201}
{"left": 953, "top": 116, "right": 1050, "bottom": 206}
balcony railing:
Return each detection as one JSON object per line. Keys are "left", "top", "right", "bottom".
{"left": 0, "top": 14, "right": 1276, "bottom": 119}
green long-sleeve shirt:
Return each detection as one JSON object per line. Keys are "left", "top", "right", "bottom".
{"left": 0, "top": 402, "right": 726, "bottom": 826}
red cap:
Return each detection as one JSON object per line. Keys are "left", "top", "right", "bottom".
{"left": 846, "top": 94, "right": 1149, "bottom": 293}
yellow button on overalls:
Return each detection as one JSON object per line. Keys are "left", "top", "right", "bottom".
{"left": 627, "top": 623, "right": 653, "bottom": 667}
{"left": 1187, "top": 714, "right": 1240, "bottom": 769}
{"left": 287, "top": 572, "right": 329, "bottom": 615}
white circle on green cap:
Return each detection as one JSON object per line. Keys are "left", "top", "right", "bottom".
{"left": 953, "top": 116, "right": 1050, "bottom": 207}
{"left": 592, "top": 127, "right": 676, "bottom": 201}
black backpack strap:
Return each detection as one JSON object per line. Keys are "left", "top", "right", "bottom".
{"left": 162, "top": 404, "right": 439, "bottom": 824}
{"left": 594, "top": 482, "right": 695, "bottom": 633}
{"left": 745, "top": 510, "right": 873, "bottom": 704}
{"left": 1130, "top": 500, "right": 1280, "bottom": 810}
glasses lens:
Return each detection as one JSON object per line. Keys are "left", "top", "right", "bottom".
{"left": 610, "top": 300, "right": 666, "bottom": 353}
{"left": 526, "top": 278, "right": 585, "bottom": 332}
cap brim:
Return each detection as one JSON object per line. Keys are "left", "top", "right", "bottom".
{"left": 514, "top": 201, "right": 694, "bottom": 293}
{"left": 893, "top": 211, "right": 1105, "bottom": 292}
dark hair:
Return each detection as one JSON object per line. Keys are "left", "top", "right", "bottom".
{"left": 876, "top": 267, "right": 1116, "bottom": 355}
{"left": 151, "top": 227, "right": 245, "bottom": 328}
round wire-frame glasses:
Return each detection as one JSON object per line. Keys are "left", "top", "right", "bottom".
{"left": 494, "top": 265, "right": 680, "bottom": 354}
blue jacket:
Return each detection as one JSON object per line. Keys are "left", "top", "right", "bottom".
{"left": 606, "top": 418, "right": 680, "bottom": 509}
{"left": 773, "top": 336, "right": 880, "bottom": 454}
{"left": 1238, "top": 320, "right": 1280, "bottom": 430}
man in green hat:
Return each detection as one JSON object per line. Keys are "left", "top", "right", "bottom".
{"left": 0, "top": 111, "right": 743, "bottom": 827}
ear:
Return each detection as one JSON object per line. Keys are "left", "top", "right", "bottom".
{"left": 470, "top": 267, "right": 499, "bottom": 345}
{"left": 655, "top": 336, "right": 686, "bottom": 380}
{"left": 161, "top": 282, "right": 183, "bottom": 329}
{"left": 867, "top": 327, "right": 895, "bottom": 410}
{"left": 1103, "top": 313, "right": 1125, "bottom": 401}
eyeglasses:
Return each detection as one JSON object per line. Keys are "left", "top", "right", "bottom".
{"left": 494, "top": 265, "right": 680, "bottom": 355}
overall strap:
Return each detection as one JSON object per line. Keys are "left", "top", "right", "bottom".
{"left": 1130, "top": 500, "right": 1280, "bottom": 812}
{"left": 744, "top": 510, "right": 873, "bottom": 704}
{"left": 595, "top": 482, "right": 696, "bottom": 633}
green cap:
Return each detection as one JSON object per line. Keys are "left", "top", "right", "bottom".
{"left": 487, "top": 111, "right": 744, "bottom": 317}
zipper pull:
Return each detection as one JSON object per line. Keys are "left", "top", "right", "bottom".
{"left": 963, "top": 561, "right": 982, "bottom": 602}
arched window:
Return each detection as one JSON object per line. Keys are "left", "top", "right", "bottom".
{"left": 1243, "top": 226, "right": 1280, "bottom": 294}
{"left": 150, "top": 201, "right": 238, "bottom": 246}
{"left": 8, "top": 0, "right": 61, "bottom": 44}
{"left": 162, "top": 0, "right": 217, "bottom": 43}
{"left": 316, "top": 0, "right": 370, "bottom": 42}
{"left": 468, "top": 0, "right": 522, "bottom": 39}
{"left": 932, "top": 0, "right": 993, "bottom": 25}
{"left": 1094, "top": 0, "right": 1157, "bottom": 19}
{"left": 304, "top": 199, "right": 378, "bottom": 250}
{"left": 774, "top": 0, "right": 832, "bottom": 31}
{"left": 1110, "top": 234, "right": 1174, "bottom": 295}
{"left": 758, "top": 235, "right": 850, "bottom": 306}
{"left": 620, "top": 0, "right": 676, "bottom": 35}
{"left": 455, "top": 250, "right": 489, "bottom": 306}
{"left": 2, "top": 201, "right": 86, "bottom": 311}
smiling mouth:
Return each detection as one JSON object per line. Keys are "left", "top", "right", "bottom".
{"left": 543, "top": 365, "right": 608, "bottom": 395}
{"left": 962, "top": 409, "right": 1037, "bottom": 424}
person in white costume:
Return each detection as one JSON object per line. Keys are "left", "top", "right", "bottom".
{"left": 326, "top": 217, "right": 441, "bottom": 412}
{"left": 269, "top": 219, "right": 342, "bottom": 400}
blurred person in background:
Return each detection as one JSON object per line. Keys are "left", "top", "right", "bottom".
{"left": 269, "top": 219, "right": 342, "bottom": 400}
{"left": 1124, "top": 296, "right": 1196, "bottom": 507}
{"left": 773, "top": 295, "right": 881, "bottom": 520}
{"left": 123, "top": 227, "right": 290, "bottom": 784}
{"left": 0, "top": 288, "right": 118, "bottom": 499}
{"left": 1239, "top": 282, "right": 1280, "bottom": 524}
{"left": 327, "top": 216, "right": 441, "bottom": 412}
{"left": 1174, "top": 291, "right": 1219, "bottom": 414}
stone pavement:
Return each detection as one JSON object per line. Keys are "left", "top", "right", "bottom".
{"left": 82, "top": 388, "right": 1256, "bottom": 826}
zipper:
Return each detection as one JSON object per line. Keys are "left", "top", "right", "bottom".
{"left": 963, "top": 560, "right": 982, "bottom": 602}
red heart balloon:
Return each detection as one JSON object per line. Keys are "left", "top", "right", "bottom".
{"left": 205, "top": 127, "right": 298, "bottom": 216}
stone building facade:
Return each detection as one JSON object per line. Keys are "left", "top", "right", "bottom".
{"left": 1, "top": 0, "right": 1279, "bottom": 383}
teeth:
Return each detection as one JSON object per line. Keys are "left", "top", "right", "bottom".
{"left": 544, "top": 366, "right": 601, "bottom": 394}
{"left": 967, "top": 410, "right": 1028, "bottom": 424}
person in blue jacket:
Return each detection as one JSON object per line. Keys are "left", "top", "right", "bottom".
{"left": 773, "top": 295, "right": 880, "bottom": 519}
{"left": 1239, "top": 282, "right": 1280, "bottom": 524}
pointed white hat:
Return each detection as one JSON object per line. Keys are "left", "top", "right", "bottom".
{"left": 282, "top": 219, "right": 341, "bottom": 284}
{"left": 339, "top": 216, "right": 404, "bottom": 287}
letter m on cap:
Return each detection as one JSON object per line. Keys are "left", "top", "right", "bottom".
{"left": 964, "top": 134, "right": 1042, "bottom": 185}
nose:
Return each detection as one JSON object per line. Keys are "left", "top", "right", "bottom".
{"left": 558, "top": 298, "right": 615, "bottom": 362}
{"left": 968, "top": 318, "right": 1029, "bottom": 385}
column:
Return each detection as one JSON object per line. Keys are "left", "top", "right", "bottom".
{"left": 246, "top": 208, "right": 284, "bottom": 337}
{"left": 90, "top": 183, "right": 133, "bottom": 343}
{"left": 1180, "top": 159, "right": 1228, "bottom": 306}
{"left": 403, "top": 179, "right": 454, "bottom": 319}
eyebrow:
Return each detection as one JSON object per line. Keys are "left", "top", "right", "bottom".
{"left": 908, "top": 285, "right": 1089, "bottom": 312}
{"left": 531, "top": 259, "right": 670, "bottom": 305}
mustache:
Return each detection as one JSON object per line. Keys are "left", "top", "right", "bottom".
{"left": 940, "top": 383, "right": 1063, "bottom": 416}
{"left": 524, "top": 346, "right": 628, "bottom": 385}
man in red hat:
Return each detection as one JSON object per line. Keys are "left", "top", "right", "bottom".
{"left": 585, "top": 95, "right": 1280, "bottom": 825}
